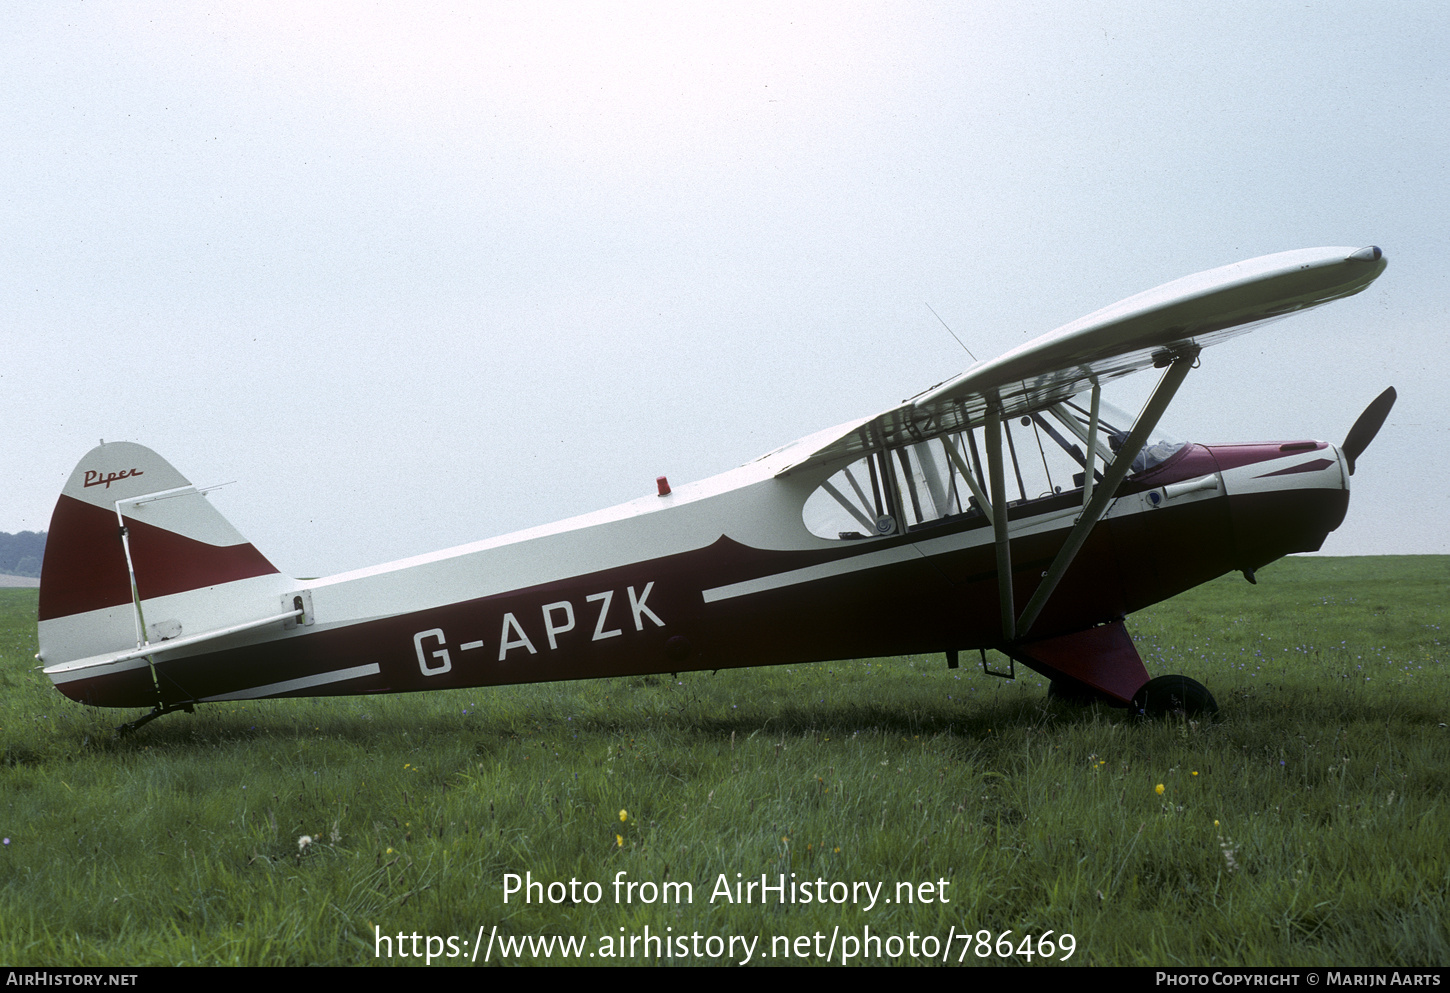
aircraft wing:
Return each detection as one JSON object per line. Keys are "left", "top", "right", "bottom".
{"left": 777, "top": 246, "right": 1386, "bottom": 476}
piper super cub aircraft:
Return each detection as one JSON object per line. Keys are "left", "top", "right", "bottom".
{"left": 37, "top": 246, "right": 1394, "bottom": 732}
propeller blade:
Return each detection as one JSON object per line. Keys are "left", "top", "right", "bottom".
{"left": 1342, "top": 386, "right": 1397, "bottom": 475}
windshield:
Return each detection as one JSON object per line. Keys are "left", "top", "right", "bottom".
{"left": 802, "top": 391, "right": 1190, "bottom": 540}
{"left": 1058, "top": 397, "right": 1187, "bottom": 474}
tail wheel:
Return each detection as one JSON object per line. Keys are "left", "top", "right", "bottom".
{"left": 1133, "top": 675, "right": 1219, "bottom": 719}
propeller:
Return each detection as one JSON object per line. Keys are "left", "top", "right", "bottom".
{"left": 1342, "top": 386, "right": 1397, "bottom": 475}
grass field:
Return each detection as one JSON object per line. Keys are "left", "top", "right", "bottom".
{"left": 1, "top": 555, "right": 1446, "bottom": 966}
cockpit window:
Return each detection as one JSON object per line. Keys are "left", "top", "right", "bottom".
{"left": 802, "top": 392, "right": 1188, "bottom": 540}
{"left": 802, "top": 435, "right": 985, "bottom": 540}
{"left": 1059, "top": 397, "right": 1187, "bottom": 473}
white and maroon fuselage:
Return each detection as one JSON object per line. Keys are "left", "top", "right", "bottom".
{"left": 38, "top": 431, "right": 1350, "bottom": 711}
{"left": 37, "top": 245, "right": 1389, "bottom": 718}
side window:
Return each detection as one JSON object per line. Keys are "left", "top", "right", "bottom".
{"left": 802, "top": 402, "right": 1146, "bottom": 540}
{"left": 1005, "top": 411, "right": 1093, "bottom": 501}
{"left": 803, "top": 433, "right": 987, "bottom": 540}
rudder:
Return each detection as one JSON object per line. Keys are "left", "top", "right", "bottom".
{"left": 39, "top": 442, "right": 282, "bottom": 671}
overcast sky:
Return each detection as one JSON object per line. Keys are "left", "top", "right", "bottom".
{"left": 3, "top": 2, "right": 1446, "bottom": 575}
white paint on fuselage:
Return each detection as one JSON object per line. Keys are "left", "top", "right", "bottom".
{"left": 39, "top": 431, "right": 1351, "bottom": 686}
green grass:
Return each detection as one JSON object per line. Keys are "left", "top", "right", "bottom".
{"left": 1, "top": 556, "right": 1446, "bottom": 966}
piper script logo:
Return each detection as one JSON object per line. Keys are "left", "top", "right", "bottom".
{"left": 83, "top": 468, "right": 143, "bottom": 489}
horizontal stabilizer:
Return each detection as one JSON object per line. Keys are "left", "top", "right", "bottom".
{"left": 43, "top": 605, "right": 304, "bottom": 680}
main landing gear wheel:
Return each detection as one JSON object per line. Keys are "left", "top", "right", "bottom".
{"left": 1132, "top": 675, "right": 1219, "bottom": 719}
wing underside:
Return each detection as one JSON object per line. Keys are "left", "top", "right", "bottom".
{"left": 778, "top": 246, "right": 1386, "bottom": 477}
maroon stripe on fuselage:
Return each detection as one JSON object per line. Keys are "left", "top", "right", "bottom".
{"left": 1256, "top": 458, "right": 1335, "bottom": 478}
{"left": 38, "top": 495, "right": 278, "bottom": 622}
{"left": 57, "top": 505, "right": 1217, "bottom": 707}
{"left": 53, "top": 664, "right": 158, "bottom": 709}
{"left": 1205, "top": 441, "right": 1327, "bottom": 472}
{"left": 57, "top": 444, "right": 1349, "bottom": 710}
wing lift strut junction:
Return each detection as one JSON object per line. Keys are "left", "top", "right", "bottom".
{"left": 958, "top": 346, "right": 1199, "bottom": 684}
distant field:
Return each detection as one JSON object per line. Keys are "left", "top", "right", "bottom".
{"left": 1, "top": 555, "right": 1446, "bottom": 966}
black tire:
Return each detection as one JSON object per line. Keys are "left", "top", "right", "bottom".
{"left": 1132, "top": 675, "right": 1219, "bottom": 719}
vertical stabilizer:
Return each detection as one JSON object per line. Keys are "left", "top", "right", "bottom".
{"left": 39, "top": 443, "right": 283, "bottom": 676}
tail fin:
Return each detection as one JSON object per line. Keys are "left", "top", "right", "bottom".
{"left": 39, "top": 442, "right": 282, "bottom": 670}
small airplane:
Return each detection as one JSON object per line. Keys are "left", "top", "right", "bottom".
{"left": 36, "top": 246, "right": 1395, "bottom": 732}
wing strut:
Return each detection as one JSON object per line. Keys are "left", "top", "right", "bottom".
{"left": 1014, "top": 347, "right": 1198, "bottom": 640}
{"left": 942, "top": 435, "right": 992, "bottom": 524}
{"left": 984, "top": 405, "right": 1015, "bottom": 640}
{"left": 1082, "top": 382, "right": 1101, "bottom": 507}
